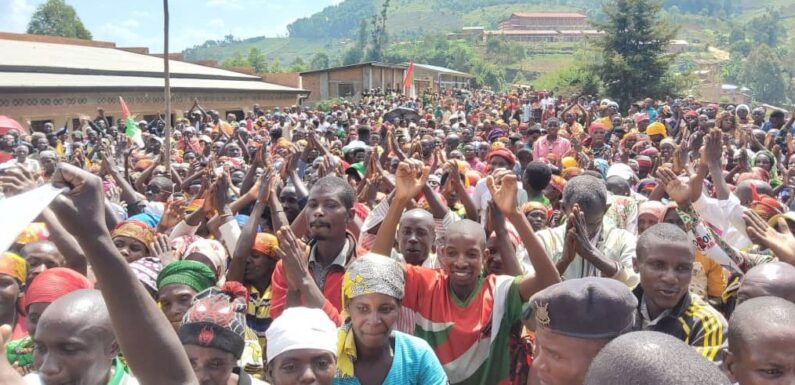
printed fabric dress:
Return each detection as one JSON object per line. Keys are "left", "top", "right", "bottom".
{"left": 402, "top": 265, "right": 524, "bottom": 385}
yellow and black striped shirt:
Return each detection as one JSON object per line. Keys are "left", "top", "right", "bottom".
{"left": 634, "top": 288, "right": 727, "bottom": 363}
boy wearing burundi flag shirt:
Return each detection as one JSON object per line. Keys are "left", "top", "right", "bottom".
{"left": 366, "top": 160, "right": 561, "bottom": 385}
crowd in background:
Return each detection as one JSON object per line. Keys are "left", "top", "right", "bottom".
{"left": 0, "top": 86, "right": 794, "bottom": 385}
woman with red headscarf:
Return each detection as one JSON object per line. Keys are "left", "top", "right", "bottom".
{"left": 5, "top": 268, "right": 92, "bottom": 374}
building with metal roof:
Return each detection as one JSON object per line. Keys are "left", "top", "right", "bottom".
{"left": 0, "top": 32, "right": 307, "bottom": 130}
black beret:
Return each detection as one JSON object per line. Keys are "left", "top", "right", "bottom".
{"left": 525, "top": 277, "right": 637, "bottom": 339}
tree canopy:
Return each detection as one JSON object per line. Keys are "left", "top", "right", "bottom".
{"left": 741, "top": 44, "right": 788, "bottom": 104}
{"left": 591, "top": 0, "right": 680, "bottom": 108}
{"left": 27, "top": 0, "right": 92, "bottom": 40}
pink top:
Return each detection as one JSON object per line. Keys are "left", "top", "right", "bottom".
{"left": 532, "top": 136, "right": 572, "bottom": 160}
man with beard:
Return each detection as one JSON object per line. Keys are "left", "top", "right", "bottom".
{"left": 632, "top": 223, "right": 727, "bottom": 363}
{"left": 269, "top": 175, "right": 357, "bottom": 325}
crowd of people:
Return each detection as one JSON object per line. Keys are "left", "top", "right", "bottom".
{"left": 0, "top": 87, "right": 794, "bottom": 385}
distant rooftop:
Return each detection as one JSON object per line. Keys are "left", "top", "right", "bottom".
{"left": 409, "top": 63, "right": 475, "bottom": 78}
{"left": 511, "top": 12, "right": 587, "bottom": 18}
{"left": 0, "top": 32, "right": 305, "bottom": 93}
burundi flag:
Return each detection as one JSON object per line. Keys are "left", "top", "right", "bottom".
{"left": 403, "top": 61, "right": 414, "bottom": 94}
{"left": 119, "top": 96, "right": 144, "bottom": 148}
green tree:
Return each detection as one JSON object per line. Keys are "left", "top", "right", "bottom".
{"left": 310, "top": 53, "right": 330, "bottom": 70}
{"left": 221, "top": 50, "right": 249, "bottom": 68}
{"left": 289, "top": 57, "right": 307, "bottom": 72}
{"left": 721, "top": 54, "right": 743, "bottom": 84}
{"left": 741, "top": 44, "right": 788, "bottom": 104}
{"left": 745, "top": 8, "right": 786, "bottom": 48}
{"left": 591, "top": 0, "right": 680, "bottom": 108}
{"left": 26, "top": 0, "right": 92, "bottom": 40}
{"left": 270, "top": 59, "right": 283, "bottom": 73}
{"left": 342, "top": 47, "right": 364, "bottom": 65}
{"left": 473, "top": 62, "right": 505, "bottom": 91}
{"left": 366, "top": 0, "right": 390, "bottom": 61}
{"left": 247, "top": 47, "right": 267, "bottom": 73}
{"left": 512, "top": 71, "right": 528, "bottom": 86}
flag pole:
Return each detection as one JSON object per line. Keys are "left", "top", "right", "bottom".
{"left": 163, "top": 0, "right": 172, "bottom": 176}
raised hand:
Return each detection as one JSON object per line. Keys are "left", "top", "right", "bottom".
{"left": 701, "top": 129, "right": 722, "bottom": 168}
{"left": 743, "top": 211, "right": 795, "bottom": 264}
{"left": 0, "top": 324, "right": 25, "bottom": 384}
{"left": 486, "top": 169, "right": 518, "bottom": 216}
{"left": 50, "top": 163, "right": 106, "bottom": 231}
{"left": 394, "top": 159, "right": 429, "bottom": 202}
{"left": 275, "top": 226, "right": 308, "bottom": 290}
{"left": 150, "top": 233, "right": 178, "bottom": 265}
{"left": 0, "top": 166, "right": 37, "bottom": 196}
{"left": 157, "top": 198, "right": 187, "bottom": 231}
{"left": 657, "top": 167, "right": 691, "bottom": 207}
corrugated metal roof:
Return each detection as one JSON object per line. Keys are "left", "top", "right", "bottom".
{"left": 299, "top": 61, "right": 407, "bottom": 75}
{"left": 0, "top": 36, "right": 307, "bottom": 93}
{"left": 0, "top": 38, "right": 259, "bottom": 80}
{"left": 0, "top": 72, "right": 305, "bottom": 92}
{"left": 512, "top": 12, "right": 587, "bottom": 18}
{"left": 410, "top": 63, "right": 474, "bottom": 78}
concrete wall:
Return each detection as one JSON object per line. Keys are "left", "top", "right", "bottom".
{"left": 301, "top": 65, "right": 406, "bottom": 103}
{"left": 0, "top": 90, "right": 300, "bottom": 130}
{"left": 261, "top": 72, "right": 301, "bottom": 88}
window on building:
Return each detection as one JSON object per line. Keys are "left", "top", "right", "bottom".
{"left": 225, "top": 110, "right": 244, "bottom": 122}
{"left": 30, "top": 120, "right": 53, "bottom": 133}
{"left": 338, "top": 83, "right": 354, "bottom": 97}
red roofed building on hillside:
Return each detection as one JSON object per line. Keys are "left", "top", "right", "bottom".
{"left": 498, "top": 12, "right": 588, "bottom": 31}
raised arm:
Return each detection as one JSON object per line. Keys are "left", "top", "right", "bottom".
{"left": 101, "top": 151, "right": 145, "bottom": 210}
{"left": 487, "top": 170, "right": 560, "bottom": 301}
{"left": 371, "top": 160, "right": 429, "bottom": 257}
{"left": 49, "top": 163, "right": 196, "bottom": 385}
{"left": 701, "top": 129, "right": 730, "bottom": 200}
{"left": 228, "top": 171, "right": 269, "bottom": 283}
{"left": 487, "top": 201, "right": 520, "bottom": 276}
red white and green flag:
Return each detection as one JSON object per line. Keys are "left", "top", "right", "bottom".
{"left": 119, "top": 96, "right": 144, "bottom": 148}
{"left": 403, "top": 61, "right": 414, "bottom": 94}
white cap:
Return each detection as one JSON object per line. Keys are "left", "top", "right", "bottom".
{"left": 265, "top": 307, "right": 337, "bottom": 361}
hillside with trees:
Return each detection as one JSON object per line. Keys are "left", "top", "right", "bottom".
{"left": 182, "top": 0, "right": 794, "bottom": 104}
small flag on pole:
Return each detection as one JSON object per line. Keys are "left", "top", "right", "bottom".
{"left": 403, "top": 61, "right": 414, "bottom": 94}
{"left": 119, "top": 96, "right": 144, "bottom": 148}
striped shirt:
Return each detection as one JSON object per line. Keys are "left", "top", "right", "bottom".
{"left": 634, "top": 289, "right": 727, "bottom": 364}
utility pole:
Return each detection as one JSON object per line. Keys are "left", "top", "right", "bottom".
{"left": 163, "top": 0, "right": 172, "bottom": 175}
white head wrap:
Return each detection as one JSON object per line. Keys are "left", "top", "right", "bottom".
{"left": 266, "top": 307, "right": 337, "bottom": 361}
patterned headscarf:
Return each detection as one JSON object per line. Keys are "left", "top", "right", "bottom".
{"left": 130, "top": 257, "right": 163, "bottom": 295}
{"left": 183, "top": 239, "right": 227, "bottom": 277}
{"left": 15, "top": 223, "right": 49, "bottom": 246}
{"left": 111, "top": 220, "right": 155, "bottom": 249}
{"left": 170, "top": 235, "right": 203, "bottom": 257}
{"left": 178, "top": 283, "right": 248, "bottom": 359}
{"left": 337, "top": 253, "right": 405, "bottom": 379}
{"left": 0, "top": 252, "right": 27, "bottom": 284}
{"left": 549, "top": 175, "right": 566, "bottom": 194}
{"left": 252, "top": 233, "right": 279, "bottom": 259}
{"left": 522, "top": 201, "right": 552, "bottom": 219}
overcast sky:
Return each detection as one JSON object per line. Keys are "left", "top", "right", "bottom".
{"left": 0, "top": 0, "right": 343, "bottom": 52}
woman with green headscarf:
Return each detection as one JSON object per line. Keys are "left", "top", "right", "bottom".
{"left": 751, "top": 150, "right": 781, "bottom": 188}
{"left": 333, "top": 254, "right": 447, "bottom": 385}
{"left": 156, "top": 260, "right": 218, "bottom": 331}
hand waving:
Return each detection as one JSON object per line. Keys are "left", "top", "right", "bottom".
{"left": 743, "top": 211, "right": 795, "bottom": 264}
{"left": 657, "top": 167, "right": 691, "bottom": 207}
